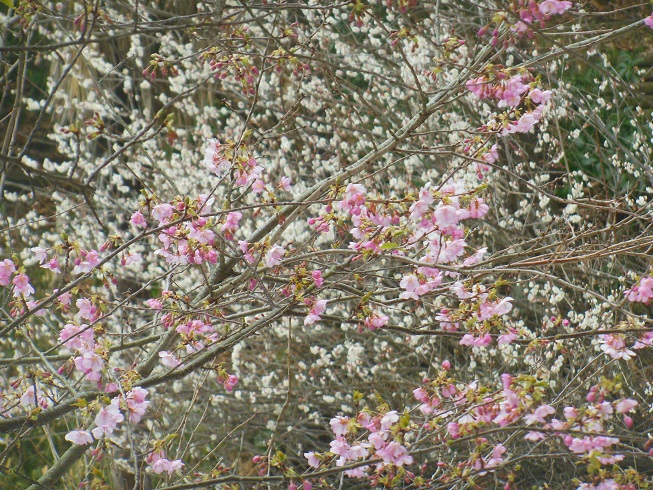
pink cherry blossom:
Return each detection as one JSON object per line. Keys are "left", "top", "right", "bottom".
{"left": 152, "top": 203, "right": 174, "bottom": 224}
{"left": 539, "top": 0, "right": 572, "bottom": 16}
{"left": 224, "top": 374, "right": 238, "bottom": 392}
{"left": 625, "top": 276, "right": 653, "bottom": 304}
{"left": 363, "top": 313, "right": 389, "bottom": 330}
{"left": 159, "top": 351, "right": 180, "bottom": 368}
{"left": 304, "top": 299, "right": 327, "bottom": 325}
{"left": 524, "top": 404, "right": 555, "bottom": 425}
{"left": 74, "top": 350, "right": 104, "bottom": 381}
{"left": 12, "top": 273, "right": 34, "bottom": 297}
{"left": 0, "top": 258, "right": 16, "bottom": 286}
{"left": 20, "top": 385, "right": 50, "bottom": 408}
{"left": 599, "top": 334, "right": 635, "bottom": 361}
{"left": 339, "top": 183, "right": 366, "bottom": 214}
{"left": 368, "top": 431, "right": 386, "bottom": 449}
{"left": 497, "top": 75, "right": 529, "bottom": 107}
{"left": 265, "top": 244, "right": 285, "bottom": 268}
{"left": 380, "top": 410, "right": 399, "bottom": 430}
{"left": 615, "top": 398, "right": 638, "bottom": 414}
{"left": 204, "top": 138, "right": 229, "bottom": 175}
{"left": 125, "top": 387, "right": 150, "bottom": 423}
{"left": 65, "top": 430, "right": 93, "bottom": 445}
{"left": 399, "top": 274, "right": 420, "bottom": 300}
{"left": 32, "top": 247, "right": 48, "bottom": 263}
{"left": 221, "top": 211, "right": 242, "bottom": 235}
{"left": 76, "top": 298, "right": 98, "bottom": 321}
{"left": 146, "top": 298, "right": 163, "bottom": 310}
{"left": 130, "top": 211, "right": 147, "bottom": 228}
{"left": 330, "top": 416, "right": 349, "bottom": 436}
{"left": 375, "top": 441, "right": 413, "bottom": 466}
{"left": 72, "top": 249, "right": 101, "bottom": 274}
{"left": 59, "top": 323, "right": 94, "bottom": 350}
{"left": 529, "top": 88, "right": 552, "bottom": 104}
{"left": 413, "top": 387, "right": 429, "bottom": 403}
{"left": 311, "top": 270, "right": 324, "bottom": 287}
{"left": 329, "top": 436, "right": 351, "bottom": 457}
{"left": 92, "top": 398, "right": 124, "bottom": 439}
{"left": 304, "top": 451, "right": 320, "bottom": 468}
{"left": 433, "top": 204, "right": 460, "bottom": 228}
{"left": 148, "top": 450, "right": 185, "bottom": 476}
{"left": 279, "top": 176, "right": 292, "bottom": 191}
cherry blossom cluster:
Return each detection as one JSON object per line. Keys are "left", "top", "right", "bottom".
{"left": 146, "top": 450, "right": 185, "bottom": 476}
{"left": 466, "top": 68, "right": 553, "bottom": 136}
{"left": 64, "top": 387, "right": 151, "bottom": 446}
{"left": 202, "top": 49, "right": 260, "bottom": 95}
{"left": 478, "top": 0, "right": 573, "bottom": 46}
{"left": 304, "top": 409, "right": 415, "bottom": 483}
{"left": 0, "top": 258, "right": 34, "bottom": 298}
{"left": 132, "top": 194, "right": 220, "bottom": 265}
{"left": 305, "top": 365, "right": 644, "bottom": 487}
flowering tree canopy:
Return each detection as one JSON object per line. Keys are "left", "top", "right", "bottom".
{"left": 2, "top": 0, "right": 653, "bottom": 488}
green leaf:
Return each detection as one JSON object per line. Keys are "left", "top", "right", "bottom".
{"left": 0, "top": 0, "right": 13, "bottom": 8}
{"left": 380, "top": 242, "right": 399, "bottom": 250}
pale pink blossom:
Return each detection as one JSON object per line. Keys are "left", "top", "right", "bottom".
{"left": 615, "top": 398, "right": 638, "bottom": 414}
{"left": 433, "top": 204, "right": 460, "bottom": 228}
{"left": 0, "top": 259, "right": 16, "bottom": 286}
{"left": 148, "top": 451, "right": 185, "bottom": 476}
{"left": 74, "top": 351, "right": 104, "bottom": 381}
{"left": 376, "top": 441, "right": 413, "bottom": 466}
{"left": 625, "top": 276, "right": 653, "bottom": 304}
{"left": 599, "top": 334, "right": 635, "bottom": 361}
{"left": 73, "top": 249, "right": 101, "bottom": 274}
{"left": 25, "top": 301, "right": 45, "bottom": 316}
{"left": 125, "top": 387, "right": 150, "bottom": 423}
{"left": 252, "top": 179, "right": 266, "bottom": 193}
{"left": 330, "top": 416, "right": 349, "bottom": 436}
{"left": 204, "top": 138, "right": 229, "bottom": 175}
{"left": 221, "top": 212, "right": 242, "bottom": 234}
{"left": 413, "top": 387, "right": 429, "bottom": 403}
{"left": 159, "top": 351, "right": 180, "bottom": 368}
{"left": 364, "top": 313, "right": 389, "bottom": 330}
{"left": 497, "top": 75, "right": 529, "bottom": 108}
{"left": 646, "top": 14, "right": 653, "bottom": 29}
{"left": 20, "top": 385, "right": 50, "bottom": 408}
{"left": 399, "top": 274, "right": 420, "bottom": 300}
{"left": 59, "top": 323, "right": 94, "bottom": 350}
{"left": 152, "top": 203, "right": 174, "bottom": 224}
{"left": 339, "top": 183, "right": 366, "bottom": 214}
{"left": 539, "top": 0, "right": 572, "bottom": 16}
{"left": 76, "top": 298, "right": 98, "bottom": 321}
{"left": 265, "top": 245, "right": 285, "bottom": 268}
{"left": 529, "top": 88, "right": 552, "bottom": 104}
{"left": 368, "top": 431, "right": 387, "bottom": 449}
{"left": 92, "top": 398, "right": 124, "bottom": 439}
{"left": 329, "top": 436, "right": 351, "bottom": 457}
{"left": 65, "top": 430, "right": 93, "bottom": 445}
{"left": 146, "top": 298, "right": 163, "bottom": 310}
{"left": 380, "top": 410, "right": 399, "bottom": 430}
{"left": 305, "top": 299, "right": 327, "bottom": 325}
{"left": 42, "top": 257, "right": 61, "bottom": 273}
{"left": 130, "top": 211, "right": 147, "bottom": 228}
{"left": 304, "top": 451, "right": 320, "bottom": 468}
{"left": 32, "top": 247, "right": 47, "bottom": 263}
{"left": 279, "top": 176, "right": 292, "bottom": 191}
{"left": 12, "top": 273, "right": 34, "bottom": 297}
{"left": 524, "top": 404, "right": 555, "bottom": 425}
